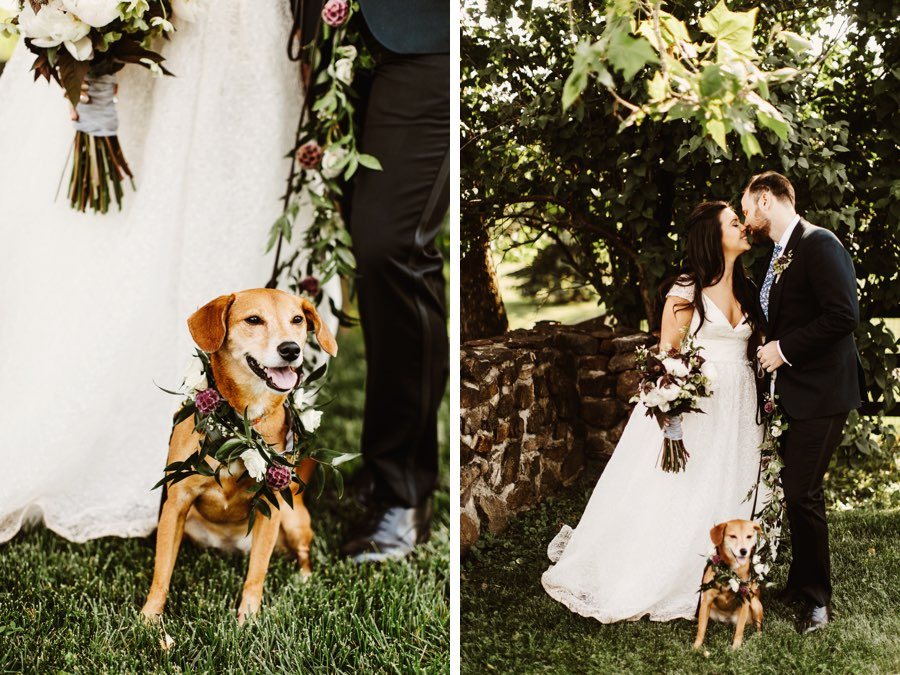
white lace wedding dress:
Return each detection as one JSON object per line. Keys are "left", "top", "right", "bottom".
{"left": 541, "top": 282, "right": 765, "bottom": 622}
{"left": 0, "top": 2, "right": 339, "bottom": 543}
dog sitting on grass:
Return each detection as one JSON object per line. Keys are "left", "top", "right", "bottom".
{"left": 141, "top": 289, "right": 337, "bottom": 627}
{"left": 693, "top": 519, "right": 764, "bottom": 650}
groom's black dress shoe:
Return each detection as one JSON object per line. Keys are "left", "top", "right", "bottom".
{"left": 797, "top": 604, "right": 832, "bottom": 634}
{"left": 341, "top": 501, "right": 432, "bottom": 563}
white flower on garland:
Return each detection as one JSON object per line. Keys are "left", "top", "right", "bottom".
{"left": 299, "top": 408, "right": 323, "bottom": 432}
{"left": 17, "top": 1, "right": 93, "bottom": 60}
{"left": 240, "top": 449, "right": 267, "bottom": 482}
{"left": 60, "top": 0, "right": 122, "bottom": 28}
{"left": 770, "top": 424, "right": 782, "bottom": 438}
{"left": 728, "top": 578, "right": 740, "bottom": 593}
{"left": 181, "top": 355, "right": 208, "bottom": 394}
{"left": 335, "top": 44, "right": 357, "bottom": 61}
{"left": 321, "top": 146, "right": 349, "bottom": 179}
{"left": 331, "top": 57, "right": 354, "bottom": 85}
{"left": 754, "top": 562, "right": 770, "bottom": 576}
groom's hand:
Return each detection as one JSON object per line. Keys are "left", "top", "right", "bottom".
{"left": 757, "top": 342, "right": 786, "bottom": 372}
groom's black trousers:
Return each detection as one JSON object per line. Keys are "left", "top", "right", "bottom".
{"left": 344, "top": 51, "right": 450, "bottom": 508}
{"left": 780, "top": 411, "right": 848, "bottom": 608}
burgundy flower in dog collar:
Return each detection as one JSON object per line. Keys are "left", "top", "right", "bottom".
{"left": 195, "top": 388, "right": 222, "bottom": 415}
{"left": 265, "top": 465, "right": 292, "bottom": 491}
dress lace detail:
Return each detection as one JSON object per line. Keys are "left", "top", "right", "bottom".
{"left": 666, "top": 275, "right": 695, "bottom": 302}
{"left": 0, "top": 1, "right": 339, "bottom": 544}
{"left": 541, "top": 292, "right": 764, "bottom": 623}
{"left": 547, "top": 525, "right": 573, "bottom": 563}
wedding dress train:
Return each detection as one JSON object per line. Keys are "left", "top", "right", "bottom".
{"left": 541, "top": 282, "right": 765, "bottom": 622}
{"left": 0, "top": 1, "right": 339, "bottom": 543}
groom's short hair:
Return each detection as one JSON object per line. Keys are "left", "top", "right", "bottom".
{"left": 745, "top": 171, "right": 795, "bottom": 206}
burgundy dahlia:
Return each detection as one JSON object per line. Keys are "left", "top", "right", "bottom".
{"left": 739, "top": 584, "right": 752, "bottom": 598}
{"left": 299, "top": 275, "right": 320, "bottom": 296}
{"left": 296, "top": 141, "right": 323, "bottom": 169}
{"left": 764, "top": 401, "right": 775, "bottom": 414}
{"left": 266, "top": 464, "right": 292, "bottom": 491}
{"left": 195, "top": 388, "right": 222, "bottom": 415}
{"left": 710, "top": 555, "right": 722, "bottom": 565}
{"left": 321, "top": 0, "right": 349, "bottom": 27}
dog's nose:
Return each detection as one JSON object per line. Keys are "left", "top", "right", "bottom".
{"left": 277, "top": 341, "right": 301, "bottom": 362}
{"left": 739, "top": 548, "right": 748, "bottom": 556}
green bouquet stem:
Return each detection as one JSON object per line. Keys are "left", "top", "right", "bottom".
{"left": 68, "top": 131, "right": 134, "bottom": 214}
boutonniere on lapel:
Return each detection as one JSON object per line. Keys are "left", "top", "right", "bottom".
{"left": 772, "top": 252, "right": 793, "bottom": 282}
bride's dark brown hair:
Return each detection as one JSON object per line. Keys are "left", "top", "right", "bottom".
{"left": 660, "top": 201, "right": 764, "bottom": 364}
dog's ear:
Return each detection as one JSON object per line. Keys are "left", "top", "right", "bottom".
{"left": 753, "top": 522, "right": 763, "bottom": 536}
{"left": 300, "top": 298, "right": 338, "bottom": 357}
{"left": 709, "top": 522, "right": 727, "bottom": 547}
{"left": 188, "top": 294, "right": 236, "bottom": 352}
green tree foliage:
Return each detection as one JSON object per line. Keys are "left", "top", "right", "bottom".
{"left": 462, "top": 0, "right": 899, "bottom": 421}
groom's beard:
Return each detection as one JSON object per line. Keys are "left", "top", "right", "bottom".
{"left": 748, "top": 214, "right": 772, "bottom": 243}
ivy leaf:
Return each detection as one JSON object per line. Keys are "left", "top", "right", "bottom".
{"left": 357, "top": 153, "right": 382, "bottom": 171}
{"left": 699, "top": 0, "right": 759, "bottom": 61}
{"left": 607, "top": 30, "right": 658, "bottom": 82}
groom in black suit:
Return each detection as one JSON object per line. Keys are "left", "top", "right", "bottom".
{"left": 742, "top": 171, "right": 864, "bottom": 633}
{"left": 294, "top": 1, "right": 449, "bottom": 561}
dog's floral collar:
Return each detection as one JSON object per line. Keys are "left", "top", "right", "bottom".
{"left": 699, "top": 554, "right": 759, "bottom": 603}
{"left": 772, "top": 252, "right": 793, "bottom": 282}
{"left": 155, "top": 351, "right": 357, "bottom": 533}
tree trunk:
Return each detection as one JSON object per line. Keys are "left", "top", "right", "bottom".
{"left": 461, "top": 216, "right": 508, "bottom": 342}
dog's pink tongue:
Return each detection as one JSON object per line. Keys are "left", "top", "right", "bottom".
{"left": 266, "top": 367, "right": 298, "bottom": 390}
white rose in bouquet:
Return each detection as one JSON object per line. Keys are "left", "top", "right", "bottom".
{"left": 639, "top": 387, "right": 664, "bottom": 408}
{"left": 299, "top": 408, "right": 323, "bottom": 432}
{"left": 321, "top": 146, "right": 349, "bottom": 179}
{"left": 661, "top": 357, "right": 690, "bottom": 379}
{"left": 657, "top": 380, "right": 682, "bottom": 402}
{"left": 18, "top": 1, "right": 93, "bottom": 60}
{"left": 61, "top": 0, "right": 122, "bottom": 28}
{"left": 240, "top": 449, "right": 267, "bottom": 482}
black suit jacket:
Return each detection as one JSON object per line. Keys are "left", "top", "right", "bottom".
{"left": 297, "top": 0, "right": 449, "bottom": 55}
{"left": 765, "top": 219, "right": 864, "bottom": 420}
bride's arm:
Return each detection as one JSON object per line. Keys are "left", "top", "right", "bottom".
{"left": 659, "top": 295, "right": 694, "bottom": 352}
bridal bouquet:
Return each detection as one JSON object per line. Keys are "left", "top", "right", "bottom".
{"left": 155, "top": 351, "right": 357, "bottom": 533}
{"left": 632, "top": 337, "right": 714, "bottom": 473}
{"left": 3, "top": 0, "right": 174, "bottom": 213}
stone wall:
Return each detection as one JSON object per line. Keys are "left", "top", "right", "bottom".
{"left": 460, "top": 319, "right": 657, "bottom": 555}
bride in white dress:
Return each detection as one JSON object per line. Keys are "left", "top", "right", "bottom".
{"left": 0, "top": 1, "right": 338, "bottom": 543}
{"left": 542, "top": 201, "right": 767, "bottom": 623}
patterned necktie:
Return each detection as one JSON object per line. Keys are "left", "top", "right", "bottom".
{"left": 760, "top": 243, "right": 783, "bottom": 320}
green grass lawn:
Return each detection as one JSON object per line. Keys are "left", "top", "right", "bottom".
{"left": 462, "top": 474, "right": 900, "bottom": 674}
{"left": 0, "top": 327, "right": 450, "bottom": 673}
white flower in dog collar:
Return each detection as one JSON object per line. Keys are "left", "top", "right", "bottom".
{"left": 299, "top": 408, "right": 323, "bottom": 432}
{"left": 240, "top": 449, "right": 267, "bottom": 482}
{"left": 728, "top": 578, "right": 740, "bottom": 593}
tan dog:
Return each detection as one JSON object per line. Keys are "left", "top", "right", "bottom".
{"left": 693, "top": 519, "right": 764, "bottom": 650}
{"left": 141, "top": 288, "right": 338, "bottom": 625}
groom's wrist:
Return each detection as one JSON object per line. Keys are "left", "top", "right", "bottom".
{"left": 775, "top": 340, "right": 792, "bottom": 367}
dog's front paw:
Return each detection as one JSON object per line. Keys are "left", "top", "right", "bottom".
{"left": 691, "top": 641, "right": 703, "bottom": 651}
{"left": 140, "top": 606, "right": 163, "bottom": 625}
{"left": 237, "top": 597, "right": 261, "bottom": 626}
